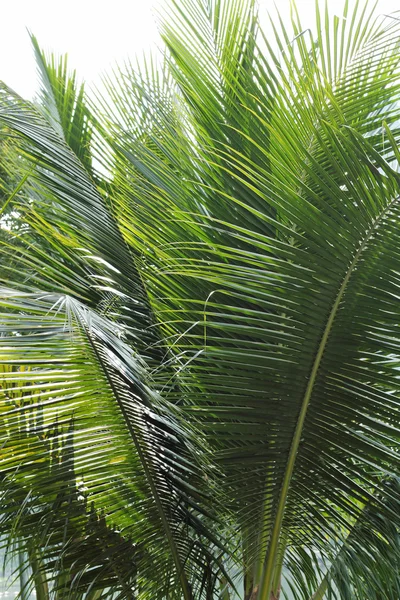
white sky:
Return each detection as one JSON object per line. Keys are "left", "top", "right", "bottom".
{"left": 0, "top": 0, "right": 399, "bottom": 100}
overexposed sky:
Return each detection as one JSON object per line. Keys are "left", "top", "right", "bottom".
{"left": 0, "top": 0, "right": 399, "bottom": 100}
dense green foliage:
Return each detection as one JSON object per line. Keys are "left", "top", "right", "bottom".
{"left": 1, "top": 1, "right": 400, "bottom": 598}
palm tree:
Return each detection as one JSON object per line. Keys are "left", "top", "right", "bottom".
{"left": 1, "top": 0, "right": 400, "bottom": 598}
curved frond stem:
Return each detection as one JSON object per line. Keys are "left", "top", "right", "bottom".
{"left": 257, "top": 193, "right": 400, "bottom": 600}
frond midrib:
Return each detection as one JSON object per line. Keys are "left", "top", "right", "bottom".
{"left": 257, "top": 192, "right": 400, "bottom": 600}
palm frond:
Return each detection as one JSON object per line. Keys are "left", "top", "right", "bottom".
{"left": 30, "top": 34, "right": 94, "bottom": 173}
{"left": 0, "top": 289, "right": 225, "bottom": 598}
{"left": 94, "top": 1, "right": 400, "bottom": 597}
{"left": 2, "top": 1, "right": 400, "bottom": 598}
{"left": 0, "top": 91, "right": 162, "bottom": 360}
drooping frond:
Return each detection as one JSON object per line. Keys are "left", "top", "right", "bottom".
{"left": 0, "top": 289, "right": 225, "bottom": 599}
{"left": 0, "top": 90, "right": 163, "bottom": 361}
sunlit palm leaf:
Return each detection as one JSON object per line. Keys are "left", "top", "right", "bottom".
{"left": 31, "top": 34, "right": 94, "bottom": 173}
{"left": 95, "top": 1, "right": 400, "bottom": 597}
{"left": 0, "top": 290, "right": 225, "bottom": 599}
{"left": 1, "top": 0, "right": 400, "bottom": 598}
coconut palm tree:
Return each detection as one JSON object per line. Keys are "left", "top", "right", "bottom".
{"left": 1, "top": 0, "right": 400, "bottom": 598}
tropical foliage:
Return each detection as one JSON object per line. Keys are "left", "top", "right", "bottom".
{"left": 1, "top": 0, "right": 400, "bottom": 598}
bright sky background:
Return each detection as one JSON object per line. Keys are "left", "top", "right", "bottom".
{"left": 0, "top": 0, "right": 399, "bottom": 100}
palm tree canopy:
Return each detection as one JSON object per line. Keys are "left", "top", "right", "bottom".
{"left": 1, "top": 1, "right": 400, "bottom": 599}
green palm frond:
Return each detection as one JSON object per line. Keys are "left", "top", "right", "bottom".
{"left": 95, "top": 1, "right": 400, "bottom": 597}
{"left": 0, "top": 289, "right": 225, "bottom": 598}
{"left": 30, "top": 34, "right": 94, "bottom": 173}
{"left": 1, "top": 1, "right": 400, "bottom": 599}
{"left": 0, "top": 92, "right": 163, "bottom": 360}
